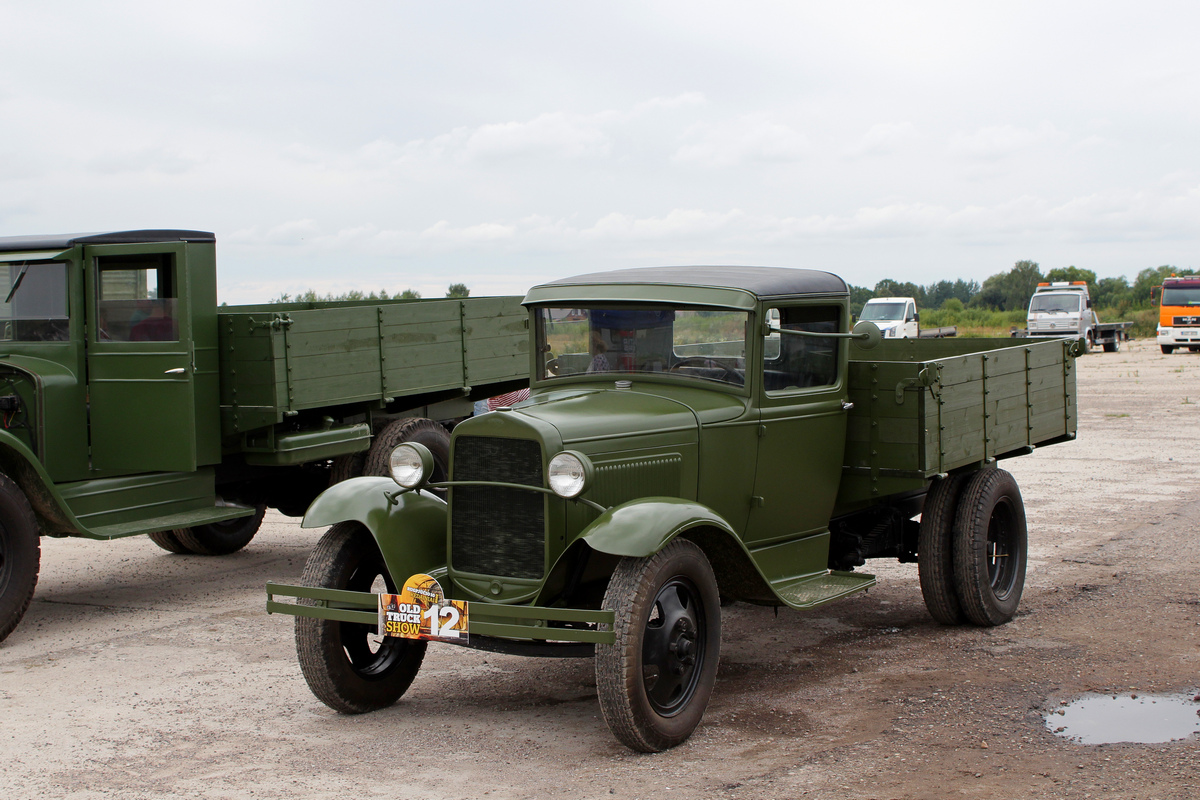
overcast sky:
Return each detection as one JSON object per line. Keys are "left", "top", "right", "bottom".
{"left": 2, "top": 2, "right": 1198, "bottom": 304}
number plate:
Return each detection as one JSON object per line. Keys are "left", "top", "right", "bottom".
{"left": 1181, "top": 329, "right": 1198, "bottom": 337}
{"left": 378, "top": 573, "right": 469, "bottom": 642}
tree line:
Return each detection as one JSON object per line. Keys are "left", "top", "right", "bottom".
{"left": 269, "top": 283, "right": 471, "bottom": 303}
{"left": 851, "top": 261, "right": 1196, "bottom": 316}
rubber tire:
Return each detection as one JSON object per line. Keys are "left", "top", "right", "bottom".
{"left": 0, "top": 473, "right": 40, "bottom": 644}
{"left": 1081, "top": 333, "right": 1092, "bottom": 354}
{"left": 918, "top": 473, "right": 970, "bottom": 625}
{"left": 171, "top": 505, "right": 266, "bottom": 556}
{"left": 1190, "top": 347, "right": 1200, "bottom": 353}
{"left": 596, "top": 538, "right": 721, "bottom": 752}
{"left": 952, "top": 469, "right": 1028, "bottom": 627}
{"left": 295, "top": 522, "right": 427, "bottom": 713}
{"left": 147, "top": 529, "right": 193, "bottom": 554}
{"left": 1102, "top": 340, "right": 1118, "bottom": 353}
{"left": 364, "top": 418, "right": 450, "bottom": 481}
{"left": 1162, "top": 345, "right": 1175, "bottom": 354}
{"left": 329, "top": 452, "right": 366, "bottom": 486}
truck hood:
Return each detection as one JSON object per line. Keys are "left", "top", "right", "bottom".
{"left": 512, "top": 384, "right": 748, "bottom": 446}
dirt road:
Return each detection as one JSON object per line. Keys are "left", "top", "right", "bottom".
{"left": 2, "top": 338, "right": 1197, "bottom": 799}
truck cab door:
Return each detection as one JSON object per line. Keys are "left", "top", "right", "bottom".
{"left": 748, "top": 303, "right": 848, "bottom": 545}
{"left": 83, "top": 243, "right": 197, "bottom": 474}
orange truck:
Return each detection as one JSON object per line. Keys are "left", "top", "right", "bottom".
{"left": 1154, "top": 276, "right": 1200, "bottom": 354}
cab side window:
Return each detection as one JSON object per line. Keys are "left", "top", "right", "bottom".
{"left": 96, "top": 255, "right": 177, "bottom": 342}
{"left": 762, "top": 305, "right": 841, "bottom": 392}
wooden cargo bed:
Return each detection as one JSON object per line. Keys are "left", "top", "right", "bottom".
{"left": 838, "top": 336, "right": 1077, "bottom": 508}
{"left": 216, "top": 296, "right": 528, "bottom": 435}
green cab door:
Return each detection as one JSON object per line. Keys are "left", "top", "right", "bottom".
{"left": 747, "top": 303, "right": 848, "bottom": 546}
{"left": 84, "top": 243, "right": 197, "bottom": 474}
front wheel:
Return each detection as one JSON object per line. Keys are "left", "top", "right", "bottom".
{"left": 1162, "top": 345, "right": 1175, "bottom": 354}
{"left": 596, "top": 539, "right": 721, "bottom": 752}
{"left": 952, "top": 469, "right": 1027, "bottom": 627}
{"left": 295, "top": 522, "right": 426, "bottom": 713}
{"left": 0, "top": 474, "right": 39, "bottom": 644}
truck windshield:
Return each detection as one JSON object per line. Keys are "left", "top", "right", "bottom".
{"left": 1029, "top": 294, "right": 1080, "bottom": 313}
{"left": 536, "top": 305, "right": 748, "bottom": 386}
{"left": 1161, "top": 287, "right": 1200, "bottom": 306}
{"left": 0, "top": 260, "right": 70, "bottom": 342}
{"left": 859, "top": 302, "right": 904, "bottom": 321}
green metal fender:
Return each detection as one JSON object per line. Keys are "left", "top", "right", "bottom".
{"left": 580, "top": 496, "right": 738, "bottom": 558}
{"left": 0, "top": 430, "right": 81, "bottom": 537}
{"left": 303, "top": 477, "right": 448, "bottom": 581}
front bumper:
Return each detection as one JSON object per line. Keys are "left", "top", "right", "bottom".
{"left": 266, "top": 582, "right": 615, "bottom": 646}
{"left": 1158, "top": 327, "right": 1200, "bottom": 346}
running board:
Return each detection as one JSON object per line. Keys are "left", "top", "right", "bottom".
{"left": 770, "top": 570, "right": 876, "bottom": 609}
{"left": 84, "top": 506, "right": 255, "bottom": 540}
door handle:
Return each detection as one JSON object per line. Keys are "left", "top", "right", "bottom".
{"left": 164, "top": 367, "right": 187, "bottom": 375}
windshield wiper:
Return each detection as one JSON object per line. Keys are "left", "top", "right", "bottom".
{"left": 4, "top": 264, "right": 29, "bottom": 304}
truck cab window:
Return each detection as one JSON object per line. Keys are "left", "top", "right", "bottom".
{"left": 536, "top": 305, "right": 748, "bottom": 386}
{"left": 762, "top": 305, "right": 841, "bottom": 392}
{"left": 96, "top": 255, "right": 178, "bottom": 342}
{"left": 0, "top": 260, "right": 70, "bottom": 342}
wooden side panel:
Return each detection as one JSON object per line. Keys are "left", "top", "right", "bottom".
{"left": 217, "top": 296, "right": 529, "bottom": 436}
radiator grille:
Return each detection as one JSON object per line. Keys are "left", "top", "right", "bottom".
{"left": 451, "top": 436, "right": 545, "bottom": 579}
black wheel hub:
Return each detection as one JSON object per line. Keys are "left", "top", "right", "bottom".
{"left": 340, "top": 560, "right": 406, "bottom": 680}
{"left": 642, "top": 578, "right": 705, "bottom": 715}
{"left": 986, "top": 499, "right": 1019, "bottom": 599}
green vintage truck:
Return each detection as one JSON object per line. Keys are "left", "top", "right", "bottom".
{"left": 266, "top": 266, "right": 1078, "bottom": 752}
{"left": 0, "top": 230, "right": 527, "bottom": 643}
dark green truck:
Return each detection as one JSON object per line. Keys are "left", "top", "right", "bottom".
{"left": 0, "top": 230, "right": 527, "bottom": 644}
{"left": 266, "top": 266, "right": 1078, "bottom": 751}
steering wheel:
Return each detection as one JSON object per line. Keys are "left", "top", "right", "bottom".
{"left": 669, "top": 357, "right": 744, "bottom": 385}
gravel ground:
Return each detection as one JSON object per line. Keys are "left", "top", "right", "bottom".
{"left": 2, "top": 337, "right": 1198, "bottom": 799}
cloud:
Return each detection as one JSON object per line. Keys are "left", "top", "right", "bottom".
{"left": 949, "top": 122, "right": 1069, "bottom": 161}
{"left": 462, "top": 113, "right": 612, "bottom": 161}
{"left": 673, "top": 116, "right": 809, "bottom": 167}
{"left": 843, "top": 122, "right": 919, "bottom": 158}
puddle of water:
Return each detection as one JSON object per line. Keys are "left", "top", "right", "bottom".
{"left": 1046, "top": 692, "right": 1200, "bottom": 744}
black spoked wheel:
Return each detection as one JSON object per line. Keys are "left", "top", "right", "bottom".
{"left": 596, "top": 539, "right": 720, "bottom": 752}
{"left": 0, "top": 474, "right": 40, "bottom": 644}
{"left": 917, "top": 473, "right": 970, "bottom": 625}
{"left": 295, "top": 522, "right": 426, "bottom": 713}
{"left": 171, "top": 504, "right": 267, "bottom": 555}
{"left": 952, "top": 469, "right": 1027, "bottom": 627}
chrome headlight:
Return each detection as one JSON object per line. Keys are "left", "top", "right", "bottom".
{"left": 389, "top": 442, "right": 434, "bottom": 489}
{"left": 547, "top": 450, "right": 593, "bottom": 499}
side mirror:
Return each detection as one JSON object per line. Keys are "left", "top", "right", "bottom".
{"left": 913, "top": 312, "right": 920, "bottom": 323}
{"left": 851, "top": 320, "right": 882, "bottom": 350}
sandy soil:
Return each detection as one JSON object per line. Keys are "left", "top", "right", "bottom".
{"left": 2, "top": 338, "right": 1198, "bottom": 799}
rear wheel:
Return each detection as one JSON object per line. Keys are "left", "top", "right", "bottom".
{"left": 0, "top": 474, "right": 39, "bottom": 644}
{"left": 596, "top": 539, "right": 721, "bottom": 752}
{"left": 171, "top": 505, "right": 266, "bottom": 555}
{"left": 364, "top": 418, "right": 450, "bottom": 486}
{"left": 1102, "top": 339, "right": 1119, "bottom": 353}
{"left": 147, "top": 529, "right": 192, "bottom": 554}
{"left": 918, "top": 473, "right": 970, "bottom": 624}
{"left": 295, "top": 522, "right": 426, "bottom": 713}
{"left": 328, "top": 452, "right": 366, "bottom": 486}
{"left": 952, "top": 469, "right": 1027, "bottom": 627}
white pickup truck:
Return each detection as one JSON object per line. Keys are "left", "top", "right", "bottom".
{"left": 858, "top": 297, "right": 956, "bottom": 339}
{"left": 1017, "top": 281, "right": 1131, "bottom": 353}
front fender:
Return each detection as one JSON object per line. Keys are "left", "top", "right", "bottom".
{"left": 580, "top": 496, "right": 738, "bottom": 558}
{"left": 303, "top": 477, "right": 448, "bottom": 581}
